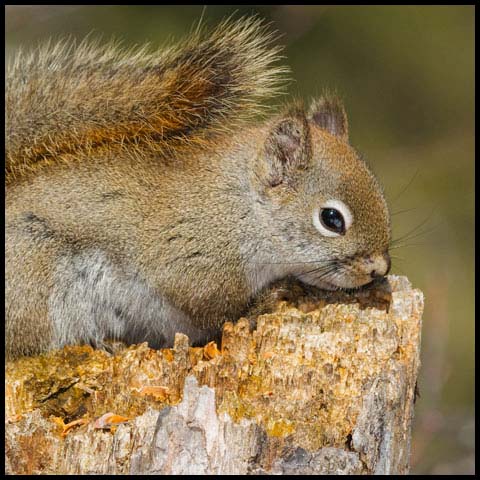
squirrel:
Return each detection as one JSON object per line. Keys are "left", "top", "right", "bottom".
{"left": 6, "top": 16, "right": 391, "bottom": 359}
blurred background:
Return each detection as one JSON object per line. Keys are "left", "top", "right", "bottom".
{"left": 5, "top": 5, "right": 474, "bottom": 474}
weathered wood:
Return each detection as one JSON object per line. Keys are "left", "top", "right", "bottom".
{"left": 5, "top": 275, "right": 423, "bottom": 475}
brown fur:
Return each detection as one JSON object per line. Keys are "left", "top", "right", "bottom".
{"left": 6, "top": 17, "right": 391, "bottom": 359}
{"left": 6, "top": 16, "right": 288, "bottom": 184}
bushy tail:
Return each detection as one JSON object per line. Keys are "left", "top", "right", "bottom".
{"left": 6, "top": 16, "right": 289, "bottom": 183}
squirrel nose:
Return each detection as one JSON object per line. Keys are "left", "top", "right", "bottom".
{"left": 370, "top": 252, "right": 391, "bottom": 279}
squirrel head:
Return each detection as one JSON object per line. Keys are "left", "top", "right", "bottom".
{"left": 251, "top": 95, "right": 391, "bottom": 290}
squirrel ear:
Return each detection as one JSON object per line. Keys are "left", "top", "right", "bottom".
{"left": 308, "top": 95, "right": 349, "bottom": 142}
{"left": 260, "top": 108, "right": 311, "bottom": 187}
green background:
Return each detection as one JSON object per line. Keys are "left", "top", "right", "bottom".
{"left": 6, "top": 5, "right": 474, "bottom": 474}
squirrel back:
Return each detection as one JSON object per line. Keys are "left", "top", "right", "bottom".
{"left": 5, "top": 17, "right": 288, "bottom": 183}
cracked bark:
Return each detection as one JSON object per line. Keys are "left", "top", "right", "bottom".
{"left": 5, "top": 275, "right": 423, "bottom": 475}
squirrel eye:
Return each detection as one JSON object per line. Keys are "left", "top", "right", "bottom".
{"left": 313, "top": 200, "right": 353, "bottom": 238}
{"left": 321, "top": 208, "right": 345, "bottom": 235}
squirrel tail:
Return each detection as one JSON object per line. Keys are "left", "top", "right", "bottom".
{"left": 6, "top": 16, "right": 289, "bottom": 183}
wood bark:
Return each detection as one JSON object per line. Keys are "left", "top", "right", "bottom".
{"left": 5, "top": 275, "right": 423, "bottom": 475}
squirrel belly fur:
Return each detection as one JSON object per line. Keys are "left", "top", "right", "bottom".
{"left": 6, "top": 16, "right": 391, "bottom": 358}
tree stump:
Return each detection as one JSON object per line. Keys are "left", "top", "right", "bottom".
{"left": 5, "top": 275, "right": 423, "bottom": 475}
